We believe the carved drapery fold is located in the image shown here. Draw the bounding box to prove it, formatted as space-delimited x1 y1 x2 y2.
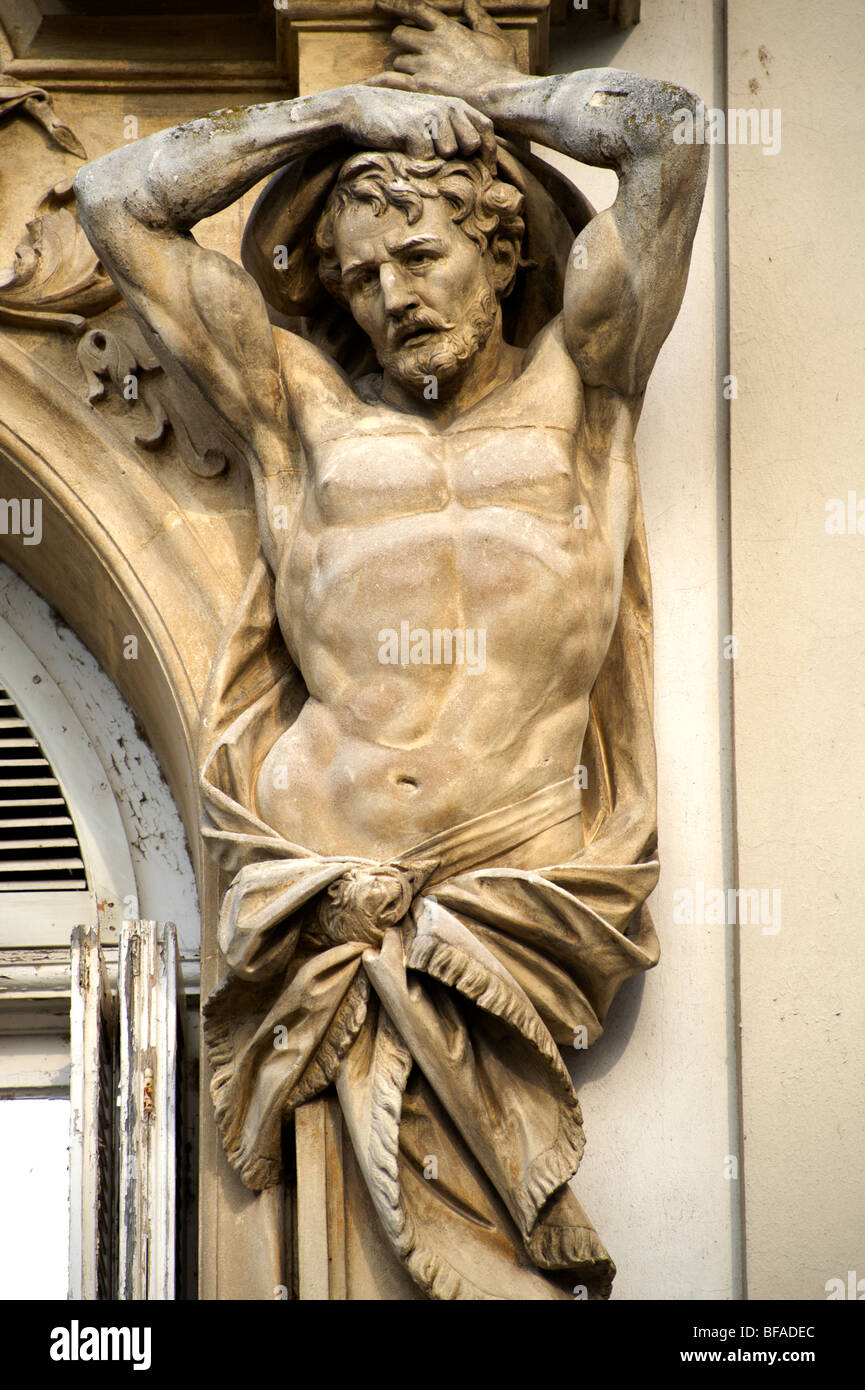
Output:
199 514 659 1298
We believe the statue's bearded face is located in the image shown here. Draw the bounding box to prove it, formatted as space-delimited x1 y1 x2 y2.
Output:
331 195 500 393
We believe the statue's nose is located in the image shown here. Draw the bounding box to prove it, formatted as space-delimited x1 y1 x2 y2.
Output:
380 263 419 316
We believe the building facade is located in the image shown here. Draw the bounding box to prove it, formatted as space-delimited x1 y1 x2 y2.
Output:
0 0 862 1301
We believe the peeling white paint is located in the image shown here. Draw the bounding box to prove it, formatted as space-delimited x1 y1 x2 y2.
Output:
0 563 199 964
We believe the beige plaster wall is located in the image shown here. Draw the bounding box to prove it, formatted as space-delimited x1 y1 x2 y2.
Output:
7 1 860 1303
727 0 865 1300
545 0 739 1299
0 4 741 1300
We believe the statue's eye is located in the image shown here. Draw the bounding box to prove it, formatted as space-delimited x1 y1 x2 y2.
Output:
348 268 376 293
406 252 434 270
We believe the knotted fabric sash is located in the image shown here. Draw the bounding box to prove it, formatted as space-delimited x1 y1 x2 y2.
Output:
200 546 660 1301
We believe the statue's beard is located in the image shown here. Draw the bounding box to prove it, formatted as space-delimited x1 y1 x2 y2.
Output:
376 286 499 393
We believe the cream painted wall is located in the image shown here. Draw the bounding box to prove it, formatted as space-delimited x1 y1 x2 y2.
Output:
546 2 739 1298
4 0 859 1304
728 0 865 1301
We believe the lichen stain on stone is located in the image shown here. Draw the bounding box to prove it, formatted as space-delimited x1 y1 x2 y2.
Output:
206 108 246 135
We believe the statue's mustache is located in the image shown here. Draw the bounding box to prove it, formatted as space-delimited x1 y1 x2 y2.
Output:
388 312 455 348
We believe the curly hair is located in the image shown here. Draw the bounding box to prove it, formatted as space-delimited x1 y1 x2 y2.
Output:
315 150 526 304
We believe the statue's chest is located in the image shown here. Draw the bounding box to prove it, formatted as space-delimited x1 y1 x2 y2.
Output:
310 424 577 527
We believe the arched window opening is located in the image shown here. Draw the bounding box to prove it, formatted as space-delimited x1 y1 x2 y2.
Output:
0 564 200 1300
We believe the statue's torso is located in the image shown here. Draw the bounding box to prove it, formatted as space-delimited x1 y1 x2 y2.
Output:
257 319 636 861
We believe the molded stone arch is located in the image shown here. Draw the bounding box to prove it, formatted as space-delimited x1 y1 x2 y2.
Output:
0 331 257 878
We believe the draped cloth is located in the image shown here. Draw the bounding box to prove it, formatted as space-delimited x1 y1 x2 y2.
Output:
201 136 660 1300
201 513 660 1299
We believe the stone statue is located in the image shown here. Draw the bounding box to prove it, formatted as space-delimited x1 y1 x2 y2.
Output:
75 0 707 1299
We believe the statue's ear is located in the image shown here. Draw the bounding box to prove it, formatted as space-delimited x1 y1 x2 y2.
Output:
489 234 519 298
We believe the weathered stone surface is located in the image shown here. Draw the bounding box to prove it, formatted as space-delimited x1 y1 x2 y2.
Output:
0 68 86 156
275 0 550 90
72 0 707 1298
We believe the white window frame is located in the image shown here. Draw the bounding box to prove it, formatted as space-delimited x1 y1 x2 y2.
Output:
1 571 199 1299
0 613 137 944
68 926 116 1300
66 920 186 1301
117 920 183 1301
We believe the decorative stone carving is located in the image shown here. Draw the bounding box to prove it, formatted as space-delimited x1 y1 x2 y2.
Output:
0 71 86 157
77 321 230 477
0 181 118 333
75 0 707 1299
275 0 551 91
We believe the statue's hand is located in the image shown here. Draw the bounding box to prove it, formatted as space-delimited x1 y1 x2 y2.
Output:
373 0 522 103
345 84 495 165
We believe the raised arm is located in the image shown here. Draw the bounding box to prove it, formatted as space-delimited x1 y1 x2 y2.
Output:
376 0 709 401
75 94 345 557
73 86 495 558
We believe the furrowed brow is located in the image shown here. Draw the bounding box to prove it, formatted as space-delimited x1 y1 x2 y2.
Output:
388 235 447 257
342 255 378 280
343 235 448 281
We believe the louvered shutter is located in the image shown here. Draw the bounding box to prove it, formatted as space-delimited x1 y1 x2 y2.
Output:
0 686 87 891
